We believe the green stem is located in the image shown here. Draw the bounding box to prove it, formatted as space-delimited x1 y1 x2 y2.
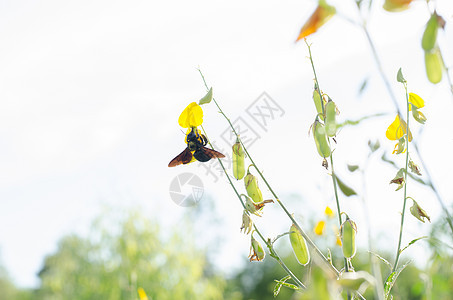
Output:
198 69 338 276
355 6 453 238
305 40 325 116
200 125 305 290
198 70 366 300
392 84 411 272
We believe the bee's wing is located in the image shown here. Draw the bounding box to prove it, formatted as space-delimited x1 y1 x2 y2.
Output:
193 147 225 162
168 148 193 167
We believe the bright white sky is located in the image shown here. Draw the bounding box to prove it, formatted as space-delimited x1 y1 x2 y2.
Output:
0 0 452 288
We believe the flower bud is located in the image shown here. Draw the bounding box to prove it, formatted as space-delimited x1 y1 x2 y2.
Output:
249 234 265 262
422 13 439 52
313 120 331 158
232 139 245 180
410 200 431 223
289 224 310 266
314 220 325 235
313 86 325 120
240 210 253 234
383 0 413 12
425 49 443 84
325 99 338 137
341 216 357 259
244 168 263 203
244 195 273 216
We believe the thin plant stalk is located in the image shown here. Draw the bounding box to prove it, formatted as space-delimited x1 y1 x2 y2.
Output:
200 125 306 290
354 4 453 237
198 70 366 300
392 84 411 272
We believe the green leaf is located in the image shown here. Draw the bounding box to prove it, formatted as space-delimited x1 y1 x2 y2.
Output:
368 251 392 271
347 164 359 172
400 236 428 254
397 68 406 83
199 87 213 105
273 276 299 297
358 78 368 95
338 113 386 128
384 261 411 299
335 175 357 197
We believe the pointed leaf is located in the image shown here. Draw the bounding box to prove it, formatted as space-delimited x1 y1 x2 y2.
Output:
198 87 213 105
368 251 392 271
335 175 357 197
400 236 428 254
347 164 359 172
384 261 411 299
397 68 405 83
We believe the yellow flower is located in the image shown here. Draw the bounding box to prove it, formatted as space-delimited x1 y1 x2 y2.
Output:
386 115 412 142
137 288 148 300
336 236 342 246
178 102 203 128
314 220 325 235
408 93 425 110
325 206 334 218
296 1 336 41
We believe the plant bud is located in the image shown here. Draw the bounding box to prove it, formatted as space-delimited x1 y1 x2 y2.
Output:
425 49 443 84
341 217 357 259
244 195 273 216
422 13 439 51
244 168 263 203
240 210 253 234
313 87 325 120
232 139 245 180
325 99 337 137
383 0 412 12
411 106 427 124
410 200 431 223
408 160 421 176
289 224 310 266
249 234 265 262
313 120 331 158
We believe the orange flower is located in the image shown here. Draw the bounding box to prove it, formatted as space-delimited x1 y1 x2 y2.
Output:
296 1 336 41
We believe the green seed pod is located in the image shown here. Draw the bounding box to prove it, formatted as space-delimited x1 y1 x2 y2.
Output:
244 168 263 203
313 121 331 158
421 13 439 51
289 224 310 266
325 99 337 137
425 49 443 84
232 139 245 180
341 217 357 259
313 87 324 121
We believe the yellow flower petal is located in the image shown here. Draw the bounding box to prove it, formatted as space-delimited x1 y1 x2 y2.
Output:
336 236 342 246
178 102 203 128
138 288 149 300
325 206 334 218
386 115 412 142
314 220 325 235
296 2 336 41
409 93 425 110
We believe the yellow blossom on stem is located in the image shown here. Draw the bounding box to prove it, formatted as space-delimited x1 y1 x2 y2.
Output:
408 93 425 110
178 102 203 128
386 114 412 142
325 206 334 218
314 220 326 235
137 288 148 300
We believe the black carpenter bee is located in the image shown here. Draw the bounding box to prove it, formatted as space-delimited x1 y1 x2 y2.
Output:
168 127 225 167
